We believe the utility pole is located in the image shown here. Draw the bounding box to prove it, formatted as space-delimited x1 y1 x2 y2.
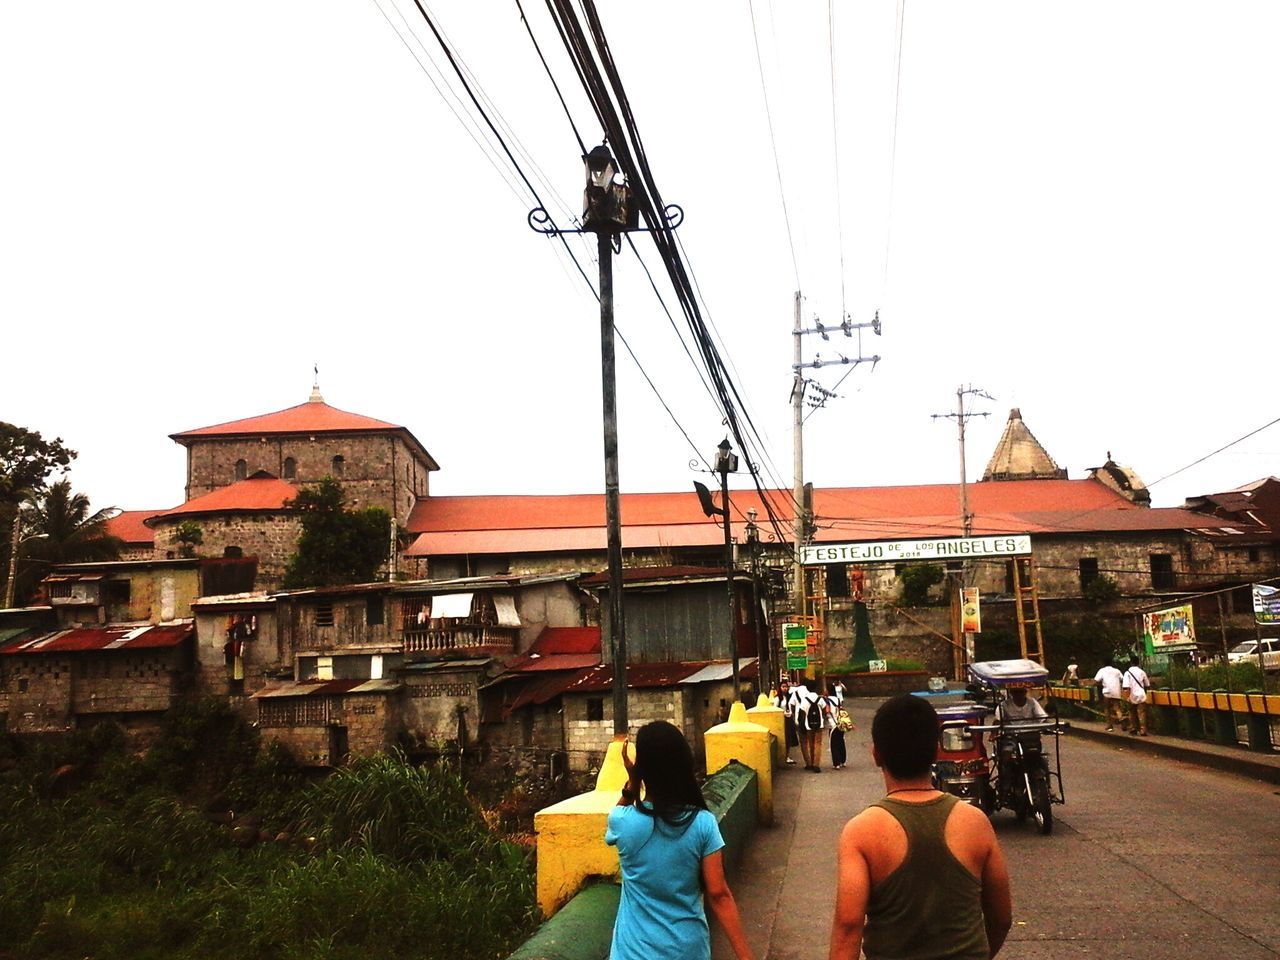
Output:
790 293 882 649
716 439 741 701
528 146 682 740
931 385 993 678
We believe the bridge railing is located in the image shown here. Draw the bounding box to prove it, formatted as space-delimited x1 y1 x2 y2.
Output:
1048 684 1279 752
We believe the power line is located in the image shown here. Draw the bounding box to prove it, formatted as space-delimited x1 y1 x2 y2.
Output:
514 0 586 156
746 0 801 290
1148 415 1280 488
881 0 907 292
827 0 848 320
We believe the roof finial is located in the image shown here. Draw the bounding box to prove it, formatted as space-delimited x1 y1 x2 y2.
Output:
309 364 324 403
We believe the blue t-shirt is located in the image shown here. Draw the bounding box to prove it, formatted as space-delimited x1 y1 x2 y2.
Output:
605 804 725 960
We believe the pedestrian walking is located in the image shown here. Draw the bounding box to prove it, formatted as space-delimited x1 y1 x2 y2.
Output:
772 680 799 765
1093 659 1126 731
829 694 1013 960
797 683 830 772
831 702 855 769
608 721 753 960
1123 655 1151 736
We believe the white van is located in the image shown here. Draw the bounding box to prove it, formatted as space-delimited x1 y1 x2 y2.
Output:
1227 638 1280 672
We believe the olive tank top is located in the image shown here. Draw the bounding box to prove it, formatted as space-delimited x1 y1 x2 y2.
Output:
861 794 988 960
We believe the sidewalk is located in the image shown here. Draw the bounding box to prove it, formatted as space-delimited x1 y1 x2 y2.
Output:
1055 710 1280 784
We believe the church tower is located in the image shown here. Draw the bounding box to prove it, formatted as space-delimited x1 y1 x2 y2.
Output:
982 409 1067 481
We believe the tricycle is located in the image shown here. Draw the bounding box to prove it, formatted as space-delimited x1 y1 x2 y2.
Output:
933 658 1069 835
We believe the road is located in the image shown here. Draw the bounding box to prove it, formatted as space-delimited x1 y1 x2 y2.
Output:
714 698 1280 959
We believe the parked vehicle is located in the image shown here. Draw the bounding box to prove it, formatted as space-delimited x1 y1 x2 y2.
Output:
1227 638 1280 672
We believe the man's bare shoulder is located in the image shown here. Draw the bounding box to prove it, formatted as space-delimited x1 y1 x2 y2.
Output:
839 804 899 848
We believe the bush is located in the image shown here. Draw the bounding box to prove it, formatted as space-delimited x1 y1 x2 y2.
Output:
898 564 945 606
1082 574 1120 604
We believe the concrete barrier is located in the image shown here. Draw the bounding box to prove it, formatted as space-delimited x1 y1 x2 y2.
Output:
704 702 773 825
746 693 786 767
513 760 760 960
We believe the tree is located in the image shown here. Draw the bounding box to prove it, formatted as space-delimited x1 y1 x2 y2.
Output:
282 477 391 589
1083 574 1121 605
174 520 204 558
13 481 123 604
898 564 945 606
1 423 77 591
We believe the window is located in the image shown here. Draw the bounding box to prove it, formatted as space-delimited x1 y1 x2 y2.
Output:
1078 558 1099 592
1004 560 1016 594
17 678 28 693
366 594 385 626
223 546 243 558
331 455 345 477
1150 554 1175 591
316 602 334 627
1232 585 1253 615
234 459 247 481
586 697 604 721
104 579 131 605
283 456 297 479
316 656 334 681
1248 546 1260 563
825 563 850 597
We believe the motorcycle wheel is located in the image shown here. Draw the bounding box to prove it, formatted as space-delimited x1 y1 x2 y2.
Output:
1030 770 1053 835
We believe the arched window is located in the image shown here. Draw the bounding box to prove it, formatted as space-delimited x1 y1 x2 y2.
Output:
283 456 297 479
234 459 247 481
331 455 345 477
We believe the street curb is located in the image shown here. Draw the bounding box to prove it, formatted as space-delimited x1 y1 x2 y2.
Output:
1067 725 1280 785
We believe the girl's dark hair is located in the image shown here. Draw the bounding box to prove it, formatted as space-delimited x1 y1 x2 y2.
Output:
633 720 707 828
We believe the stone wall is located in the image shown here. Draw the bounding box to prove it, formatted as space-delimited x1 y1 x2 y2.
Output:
258 690 401 766
1 647 186 735
152 514 301 590
182 434 430 521
562 687 702 773
193 606 283 699
403 666 487 747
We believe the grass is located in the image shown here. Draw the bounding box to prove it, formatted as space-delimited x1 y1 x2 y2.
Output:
0 703 538 960
1157 660 1280 693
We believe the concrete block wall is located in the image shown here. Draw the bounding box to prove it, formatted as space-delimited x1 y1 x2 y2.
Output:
152 515 301 589
563 687 699 772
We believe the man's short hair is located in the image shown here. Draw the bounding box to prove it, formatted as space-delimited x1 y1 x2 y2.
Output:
1129 655 1140 666
872 694 939 779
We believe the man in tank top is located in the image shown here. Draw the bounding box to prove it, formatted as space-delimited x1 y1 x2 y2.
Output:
829 695 1013 960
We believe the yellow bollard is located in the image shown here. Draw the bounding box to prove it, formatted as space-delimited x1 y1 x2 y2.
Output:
533 737 627 918
746 693 786 768
704 702 773 826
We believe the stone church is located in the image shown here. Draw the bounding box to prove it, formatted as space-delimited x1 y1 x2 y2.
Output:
142 385 438 587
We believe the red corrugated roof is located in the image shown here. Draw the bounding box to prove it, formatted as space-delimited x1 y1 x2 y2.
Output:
2 621 193 655
105 510 160 545
530 626 601 656
147 476 298 524
405 479 1238 556
171 400 402 439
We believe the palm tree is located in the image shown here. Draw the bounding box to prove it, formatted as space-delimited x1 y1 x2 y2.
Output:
13 481 123 604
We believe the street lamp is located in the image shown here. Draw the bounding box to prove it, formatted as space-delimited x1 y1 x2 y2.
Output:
529 146 683 739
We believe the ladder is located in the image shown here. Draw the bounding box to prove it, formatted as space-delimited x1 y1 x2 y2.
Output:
1012 556 1046 665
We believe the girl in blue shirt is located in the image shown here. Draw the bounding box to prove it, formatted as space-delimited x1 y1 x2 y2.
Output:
605 720 753 960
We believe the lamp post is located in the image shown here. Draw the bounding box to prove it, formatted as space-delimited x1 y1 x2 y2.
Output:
529 147 683 739
744 507 767 689
715 438 741 701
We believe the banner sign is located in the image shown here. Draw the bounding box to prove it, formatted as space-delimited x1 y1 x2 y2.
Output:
800 535 1032 566
962 588 981 634
1141 604 1197 653
1253 584 1280 625
786 654 809 670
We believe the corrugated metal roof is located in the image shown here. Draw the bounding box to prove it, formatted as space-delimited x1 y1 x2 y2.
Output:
252 678 401 698
400 658 493 672
679 658 758 685
507 653 601 673
104 510 161 545
2 621 193 655
148 476 298 524
529 626 601 656
191 593 276 610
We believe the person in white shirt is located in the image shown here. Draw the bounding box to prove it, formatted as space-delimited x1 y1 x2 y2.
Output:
1093 660 1125 731
995 687 1048 723
1122 656 1151 736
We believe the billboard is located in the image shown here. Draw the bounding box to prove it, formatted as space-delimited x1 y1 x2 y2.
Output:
1141 604 1197 654
800 535 1031 566
1253 584 1280 625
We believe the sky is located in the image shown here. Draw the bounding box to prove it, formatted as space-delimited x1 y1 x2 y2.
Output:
2 1 1278 517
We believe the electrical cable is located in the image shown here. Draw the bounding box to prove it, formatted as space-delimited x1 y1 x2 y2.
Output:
880 0 906 292
827 0 848 320
1148 415 1280 488
746 0 801 290
514 0 587 156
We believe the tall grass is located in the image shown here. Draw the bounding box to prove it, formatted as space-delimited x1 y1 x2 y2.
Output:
0 709 538 960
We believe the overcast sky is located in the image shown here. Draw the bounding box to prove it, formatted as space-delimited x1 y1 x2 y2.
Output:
3 1 1277 517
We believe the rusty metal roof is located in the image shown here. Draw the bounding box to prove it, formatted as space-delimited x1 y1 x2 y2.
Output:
2 621 194 655
251 679 401 698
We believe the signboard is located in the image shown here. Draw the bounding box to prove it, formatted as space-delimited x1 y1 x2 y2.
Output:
868 659 887 673
1253 584 1280 625
961 588 981 634
786 654 809 670
800 535 1032 566
1141 604 1197 653
783 623 809 650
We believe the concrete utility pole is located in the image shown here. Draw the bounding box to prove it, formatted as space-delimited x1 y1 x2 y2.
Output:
790 294 882 618
931 385 993 677
715 439 741 701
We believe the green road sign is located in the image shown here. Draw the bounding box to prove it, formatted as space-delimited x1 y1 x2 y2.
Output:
786 654 809 670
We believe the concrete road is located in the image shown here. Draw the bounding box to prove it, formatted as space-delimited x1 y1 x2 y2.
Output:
714 698 1280 959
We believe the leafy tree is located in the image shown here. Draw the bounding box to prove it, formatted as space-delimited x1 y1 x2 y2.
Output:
14 481 123 603
282 477 391 589
174 520 204 558
1082 574 1121 604
898 563 945 606
0 422 75 504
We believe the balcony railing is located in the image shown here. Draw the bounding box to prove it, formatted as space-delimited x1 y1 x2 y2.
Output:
402 624 518 654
